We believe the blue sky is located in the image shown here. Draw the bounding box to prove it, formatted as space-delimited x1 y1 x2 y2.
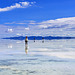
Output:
0 0 75 37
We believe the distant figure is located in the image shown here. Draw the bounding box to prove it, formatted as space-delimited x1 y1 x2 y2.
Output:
25 36 28 44
42 37 44 43
34 38 35 42
25 36 28 54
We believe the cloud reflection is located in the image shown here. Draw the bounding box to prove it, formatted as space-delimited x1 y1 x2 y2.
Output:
8 44 13 48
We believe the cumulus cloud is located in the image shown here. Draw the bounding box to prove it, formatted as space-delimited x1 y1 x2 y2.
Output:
38 17 75 30
0 17 75 38
25 27 30 30
28 17 75 36
8 28 13 32
0 1 36 12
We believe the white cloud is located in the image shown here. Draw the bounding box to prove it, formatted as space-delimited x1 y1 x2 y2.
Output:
5 20 36 25
5 22 15 24
8 28 13 32
25 27 30 30
38 17 75 29
5 22 26 24
16 23 26 24
0 1 36 12
28 17 75 36
19 2 30 6
29 20 36 25
16 33 22 36
0 17 75 38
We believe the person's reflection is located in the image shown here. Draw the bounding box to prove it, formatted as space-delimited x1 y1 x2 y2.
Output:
25 43 28 54
34 38 35 42
42 37 44 43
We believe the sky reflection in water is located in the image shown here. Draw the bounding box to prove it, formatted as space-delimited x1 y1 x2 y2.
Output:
0 39 75 75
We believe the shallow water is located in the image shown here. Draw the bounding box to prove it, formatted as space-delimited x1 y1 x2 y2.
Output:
0 39 75 75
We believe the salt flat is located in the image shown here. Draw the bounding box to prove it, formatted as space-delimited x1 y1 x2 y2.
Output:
0 39 75 75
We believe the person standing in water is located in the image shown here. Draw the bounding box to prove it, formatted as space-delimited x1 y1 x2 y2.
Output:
25 36 28 54
25 36 28 44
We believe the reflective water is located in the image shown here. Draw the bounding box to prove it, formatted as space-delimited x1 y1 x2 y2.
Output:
0 39 75 75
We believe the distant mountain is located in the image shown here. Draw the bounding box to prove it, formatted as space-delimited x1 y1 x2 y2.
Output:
2 36 75 40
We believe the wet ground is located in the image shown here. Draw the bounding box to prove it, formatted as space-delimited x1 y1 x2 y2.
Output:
0 39 75 75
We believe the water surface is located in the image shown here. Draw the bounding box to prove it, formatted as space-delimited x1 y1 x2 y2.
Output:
0 39 75 75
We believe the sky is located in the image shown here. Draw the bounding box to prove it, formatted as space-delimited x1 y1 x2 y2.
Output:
0 0 75 38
